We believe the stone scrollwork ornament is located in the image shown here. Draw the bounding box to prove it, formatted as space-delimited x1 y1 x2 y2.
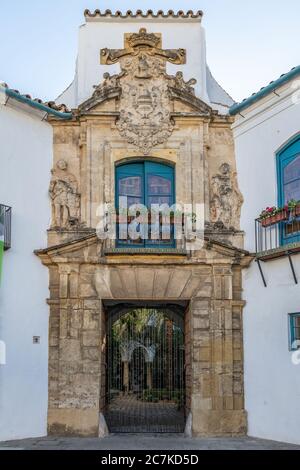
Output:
49 160 81 228
210 163 244 230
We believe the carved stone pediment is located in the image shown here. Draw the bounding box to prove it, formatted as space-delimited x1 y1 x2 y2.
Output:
169 87 212 114
79 73 123 113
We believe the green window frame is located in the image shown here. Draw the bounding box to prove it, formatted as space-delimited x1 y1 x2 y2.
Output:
115 160 175 248
289 313 300 351
277 135 300 245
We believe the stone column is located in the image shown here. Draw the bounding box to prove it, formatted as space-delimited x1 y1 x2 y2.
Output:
146 362 153 390
123 361 129 394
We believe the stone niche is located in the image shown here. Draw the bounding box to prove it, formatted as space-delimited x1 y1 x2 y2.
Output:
36 236 251 437
36 27 252 437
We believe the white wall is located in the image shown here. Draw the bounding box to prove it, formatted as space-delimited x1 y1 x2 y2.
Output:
0 102 52 441
233 82 300 253
59 17 209 108
233 81 300 444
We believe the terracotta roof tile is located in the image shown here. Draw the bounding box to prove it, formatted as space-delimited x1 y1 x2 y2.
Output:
84 9 203 19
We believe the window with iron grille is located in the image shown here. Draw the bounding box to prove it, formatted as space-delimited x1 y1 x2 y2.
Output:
289 313 300 351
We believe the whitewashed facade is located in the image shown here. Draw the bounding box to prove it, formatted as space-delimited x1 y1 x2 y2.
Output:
231 69 300 445
0 96 53 441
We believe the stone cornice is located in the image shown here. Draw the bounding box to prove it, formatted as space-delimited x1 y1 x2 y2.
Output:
34 233 252 267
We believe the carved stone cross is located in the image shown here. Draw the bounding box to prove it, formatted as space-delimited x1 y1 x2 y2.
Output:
100 28 186 66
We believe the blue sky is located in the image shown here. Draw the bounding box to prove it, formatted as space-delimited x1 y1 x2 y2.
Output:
0 0 299 103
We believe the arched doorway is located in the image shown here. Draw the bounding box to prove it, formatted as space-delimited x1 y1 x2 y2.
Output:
105 306 186 433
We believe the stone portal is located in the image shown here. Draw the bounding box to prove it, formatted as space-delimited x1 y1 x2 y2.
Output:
36 25 252 437
36 237 251 436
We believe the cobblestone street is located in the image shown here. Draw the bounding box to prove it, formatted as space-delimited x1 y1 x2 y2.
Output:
1 435 299 450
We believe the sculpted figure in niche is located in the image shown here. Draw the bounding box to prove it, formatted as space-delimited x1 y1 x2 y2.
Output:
231 170 244 227
210 163 243 230
49 160 80 228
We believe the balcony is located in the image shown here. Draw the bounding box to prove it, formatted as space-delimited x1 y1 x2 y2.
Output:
255 210 300 286
0 205 12 250
116 213 180 250
255 211 300 257
101 211 202 255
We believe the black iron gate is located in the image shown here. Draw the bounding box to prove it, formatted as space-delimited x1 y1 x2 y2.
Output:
105 307 185 433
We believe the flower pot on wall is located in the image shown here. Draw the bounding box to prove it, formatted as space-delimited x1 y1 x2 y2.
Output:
260 210 288 227
275 210 289 222
261 216 276 227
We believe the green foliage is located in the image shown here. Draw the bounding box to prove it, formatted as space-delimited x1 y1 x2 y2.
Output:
140 389 185 405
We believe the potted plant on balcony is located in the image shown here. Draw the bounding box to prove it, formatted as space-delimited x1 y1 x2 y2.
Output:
259 205 289 227
288 199 300 218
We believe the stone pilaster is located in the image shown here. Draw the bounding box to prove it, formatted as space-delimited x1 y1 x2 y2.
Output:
48 264 103 436
190 264 246 437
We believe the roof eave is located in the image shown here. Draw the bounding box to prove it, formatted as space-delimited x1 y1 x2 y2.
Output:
0 87 73 120
229 65 300 116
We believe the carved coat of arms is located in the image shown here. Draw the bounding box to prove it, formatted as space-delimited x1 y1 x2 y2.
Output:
116 54 175 154
98 28 197 155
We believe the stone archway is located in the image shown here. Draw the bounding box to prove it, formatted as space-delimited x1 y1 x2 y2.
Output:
103 304 186 433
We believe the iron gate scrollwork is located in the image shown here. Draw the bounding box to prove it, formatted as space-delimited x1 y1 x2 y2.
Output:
105 307 186 433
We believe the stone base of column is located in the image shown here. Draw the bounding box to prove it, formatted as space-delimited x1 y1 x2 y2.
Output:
48 408 99 436
191 409 247 437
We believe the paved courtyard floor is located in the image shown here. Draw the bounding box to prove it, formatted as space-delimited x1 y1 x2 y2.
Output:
106 395 185 433
1 434 299 450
